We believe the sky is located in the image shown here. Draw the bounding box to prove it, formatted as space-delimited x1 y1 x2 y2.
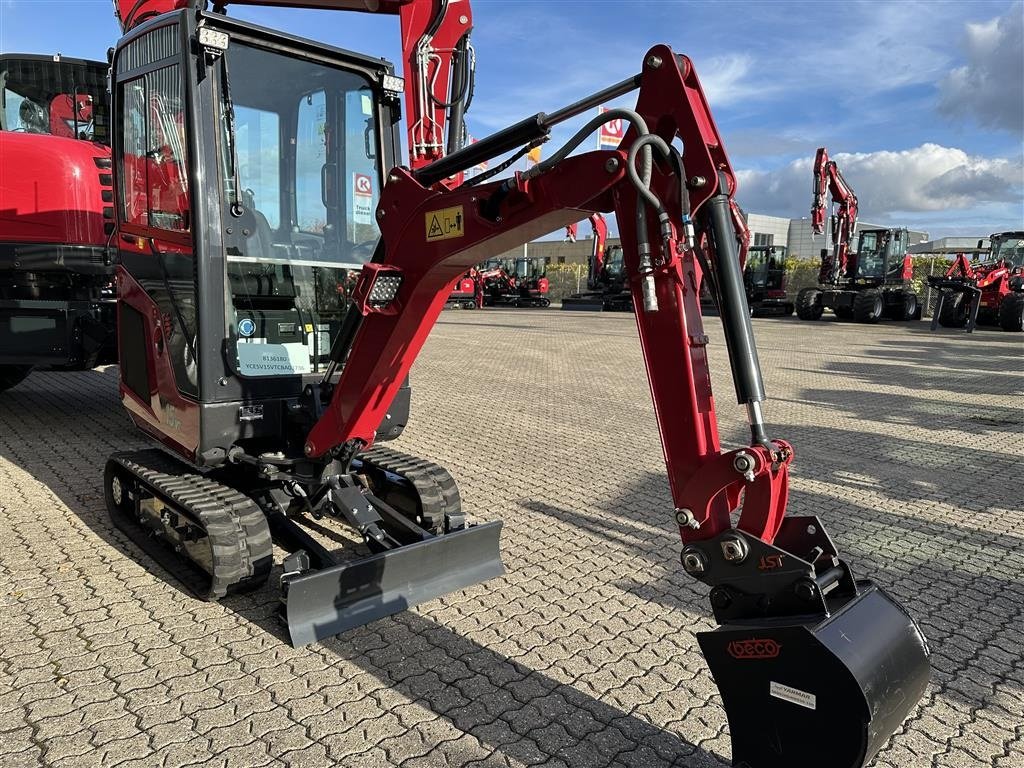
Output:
2 0 1022 239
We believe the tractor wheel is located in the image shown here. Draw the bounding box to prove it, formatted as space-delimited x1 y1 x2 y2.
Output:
998 293 1024 332
796 288 824 320
834 306 854 320
853 289 884 324
0 365 32 393
938 293 969 328
901 292 919 321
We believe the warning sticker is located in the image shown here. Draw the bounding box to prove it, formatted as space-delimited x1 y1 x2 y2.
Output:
425 205 465 242
769 681 816 710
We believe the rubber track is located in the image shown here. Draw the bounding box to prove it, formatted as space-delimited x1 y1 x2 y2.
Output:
108 449 273 599
356 446 462 533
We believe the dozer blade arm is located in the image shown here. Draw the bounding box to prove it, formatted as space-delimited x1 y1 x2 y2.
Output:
303 46 928 767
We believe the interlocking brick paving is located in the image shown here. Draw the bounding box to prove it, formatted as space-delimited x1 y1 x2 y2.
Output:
2 310 1021 767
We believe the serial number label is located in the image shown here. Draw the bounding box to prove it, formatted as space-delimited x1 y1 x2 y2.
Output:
769 681 816 710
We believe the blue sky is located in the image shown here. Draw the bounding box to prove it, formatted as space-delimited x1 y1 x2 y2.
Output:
2 0 1021 237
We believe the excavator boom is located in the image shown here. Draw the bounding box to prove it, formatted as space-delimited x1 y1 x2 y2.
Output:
811 146 858 285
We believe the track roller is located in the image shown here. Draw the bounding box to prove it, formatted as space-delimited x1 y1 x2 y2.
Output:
105 449 273 599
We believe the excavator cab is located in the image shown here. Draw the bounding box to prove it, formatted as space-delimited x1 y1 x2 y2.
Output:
107 8 503 646
854 227 909 282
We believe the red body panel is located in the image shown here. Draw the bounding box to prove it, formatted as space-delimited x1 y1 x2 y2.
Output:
116 259 201 460
0 132 110 247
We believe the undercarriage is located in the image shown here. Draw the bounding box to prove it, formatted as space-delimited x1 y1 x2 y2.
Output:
105 444 503 646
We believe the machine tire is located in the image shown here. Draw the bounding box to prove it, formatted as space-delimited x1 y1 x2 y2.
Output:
834 306 854 321
0 365 33 393
901 292 919 321
853 289 884 324
783 302 794 316
998 293 1024 332
938 293 969 328
796 288 824 320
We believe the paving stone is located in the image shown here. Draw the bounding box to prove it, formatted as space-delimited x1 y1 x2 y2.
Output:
2 312 1021 768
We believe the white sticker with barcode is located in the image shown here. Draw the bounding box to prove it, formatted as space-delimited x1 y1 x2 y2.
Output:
769 681 817 710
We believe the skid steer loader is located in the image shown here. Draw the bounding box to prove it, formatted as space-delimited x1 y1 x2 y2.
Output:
103 2 929 765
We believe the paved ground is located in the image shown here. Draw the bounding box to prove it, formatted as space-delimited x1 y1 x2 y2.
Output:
1 310 1022 768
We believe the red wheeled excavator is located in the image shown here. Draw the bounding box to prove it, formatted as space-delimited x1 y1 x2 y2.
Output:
928 231 1024 332
102 2 928 765
561 212 632 310
797 147 920 323
0 54 115 392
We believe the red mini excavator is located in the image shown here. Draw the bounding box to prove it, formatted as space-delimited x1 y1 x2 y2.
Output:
928 231 1024 332
0 53 115 392
797 147 920 323
478 254 550 307
102 2 929 765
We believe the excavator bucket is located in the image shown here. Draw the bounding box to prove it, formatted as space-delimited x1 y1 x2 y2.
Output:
282 521 504 647
698 582 930 768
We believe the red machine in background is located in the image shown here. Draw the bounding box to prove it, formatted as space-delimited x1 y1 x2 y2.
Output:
929 231 1024 332
445 267 482 308
797 147 919 324
479 254 550 307
561 212 632 310
0 54 115 392
94 3 929 766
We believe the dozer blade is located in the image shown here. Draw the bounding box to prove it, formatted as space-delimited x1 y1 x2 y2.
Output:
561 295 606 311
697 583 929 768
283 520 504 647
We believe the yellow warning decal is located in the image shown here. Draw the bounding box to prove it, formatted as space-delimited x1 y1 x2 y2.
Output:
425 205 465 242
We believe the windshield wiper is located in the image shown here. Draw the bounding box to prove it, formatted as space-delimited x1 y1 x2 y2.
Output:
218 56 244 217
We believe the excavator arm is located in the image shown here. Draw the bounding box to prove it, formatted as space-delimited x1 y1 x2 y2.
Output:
114 0 473 171
301 50 929 766
566 213 609 288
811 146 859 285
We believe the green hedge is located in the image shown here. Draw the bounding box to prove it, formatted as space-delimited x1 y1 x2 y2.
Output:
544 255 951 313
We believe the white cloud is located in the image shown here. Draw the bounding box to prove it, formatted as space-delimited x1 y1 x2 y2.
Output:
939 3 1024 134
736 143 1022 220
696 54 766 108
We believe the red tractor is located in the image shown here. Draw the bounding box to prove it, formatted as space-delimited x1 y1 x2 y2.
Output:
0 53 114 392
929 231 1024 332
796 147 920 323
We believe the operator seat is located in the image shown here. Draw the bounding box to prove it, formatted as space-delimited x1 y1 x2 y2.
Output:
19 99 49 134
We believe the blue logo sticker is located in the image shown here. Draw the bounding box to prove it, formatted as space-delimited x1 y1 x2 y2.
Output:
238 318 256 338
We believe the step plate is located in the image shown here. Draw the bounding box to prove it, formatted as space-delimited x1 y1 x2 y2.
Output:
284 520 504 647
